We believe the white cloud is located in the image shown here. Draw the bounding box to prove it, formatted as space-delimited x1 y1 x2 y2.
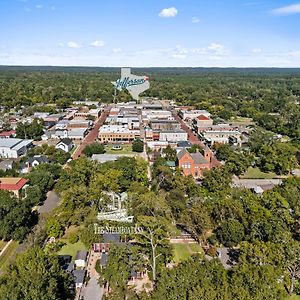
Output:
208 43 224 51
35 4 43 9
271 3 300 16
58 43 64 48
252 48 262 54
51 6 56 11
171 54 186 59
67 41 81 49
159 7 178 18
192 17 200 24
208 56 222 61
112 48 122 53
90 40 105 48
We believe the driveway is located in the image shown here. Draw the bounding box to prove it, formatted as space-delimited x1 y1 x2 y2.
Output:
38 191 60 214
81 276 103 300
80 251 104 300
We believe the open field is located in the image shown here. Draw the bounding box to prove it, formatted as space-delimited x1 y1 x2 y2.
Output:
240 167 282 179
58 240 87 260
0 241 19 272
104 144 134 154
230 116 254 126
172 243 203 264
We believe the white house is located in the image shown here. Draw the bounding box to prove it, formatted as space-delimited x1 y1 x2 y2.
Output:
20 155 49 174
55 138 74 152
0 138 33 158
74 250 88 268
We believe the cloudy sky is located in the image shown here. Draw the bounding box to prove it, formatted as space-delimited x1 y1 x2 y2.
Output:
1 0 300 67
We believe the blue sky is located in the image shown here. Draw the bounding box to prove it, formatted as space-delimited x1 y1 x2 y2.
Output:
1 0 300 67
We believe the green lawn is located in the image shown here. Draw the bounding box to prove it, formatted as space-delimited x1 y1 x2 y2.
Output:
105 143 134 154
172 243 203 264
241 167 279 179
230 116 254 126
70 145 78 155
286 295 300 300
188 243 203 253
58 240 87 260
0 241 19 272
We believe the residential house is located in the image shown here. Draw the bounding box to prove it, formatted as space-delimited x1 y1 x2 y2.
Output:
20 155 49 174
0 130 16 138
0 160 15 171
74 250 88 268
0 177 28 198
55 138 74 152
72 269 86 289
100 253 109 269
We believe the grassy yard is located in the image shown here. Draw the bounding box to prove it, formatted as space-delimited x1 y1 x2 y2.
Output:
240 167 280 179
105 143 134 154
70 145 78 155
58 240 87 260
286 295 300 300
230 116 254 126
172 243 203 264
0 241 19 272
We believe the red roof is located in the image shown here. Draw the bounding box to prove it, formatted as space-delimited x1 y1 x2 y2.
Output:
0 178 28 191
0 130 16 137
197 115 210 121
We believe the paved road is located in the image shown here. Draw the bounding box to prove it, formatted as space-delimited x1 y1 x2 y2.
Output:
81 276 104 300
72 109 110 160
80 251 104 300
38 191 60 214
172 110 205 147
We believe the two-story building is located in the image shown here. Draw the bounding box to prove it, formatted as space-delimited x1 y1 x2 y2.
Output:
177 147 213 178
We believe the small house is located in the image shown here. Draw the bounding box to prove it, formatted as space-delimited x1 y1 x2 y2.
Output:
20 155 49 174
74 250 88 268
55 138 74 153
72 269 86 289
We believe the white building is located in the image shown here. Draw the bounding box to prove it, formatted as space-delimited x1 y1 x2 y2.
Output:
201 130 241 145
0 138 33 158
180 110 211 121
159 130 188 142
98 125 140 142
55 138 74 152
74 250 88 268
142 110 172 122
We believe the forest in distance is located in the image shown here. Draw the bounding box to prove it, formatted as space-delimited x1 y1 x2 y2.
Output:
0 66 300 141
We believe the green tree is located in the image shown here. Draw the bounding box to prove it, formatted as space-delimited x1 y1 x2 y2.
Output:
83 142 105 157
216 218 245 247
0 247 74 300
46 218 64 238
132 139 144 153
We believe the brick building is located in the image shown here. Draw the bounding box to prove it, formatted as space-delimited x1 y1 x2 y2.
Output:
177 147 213 178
